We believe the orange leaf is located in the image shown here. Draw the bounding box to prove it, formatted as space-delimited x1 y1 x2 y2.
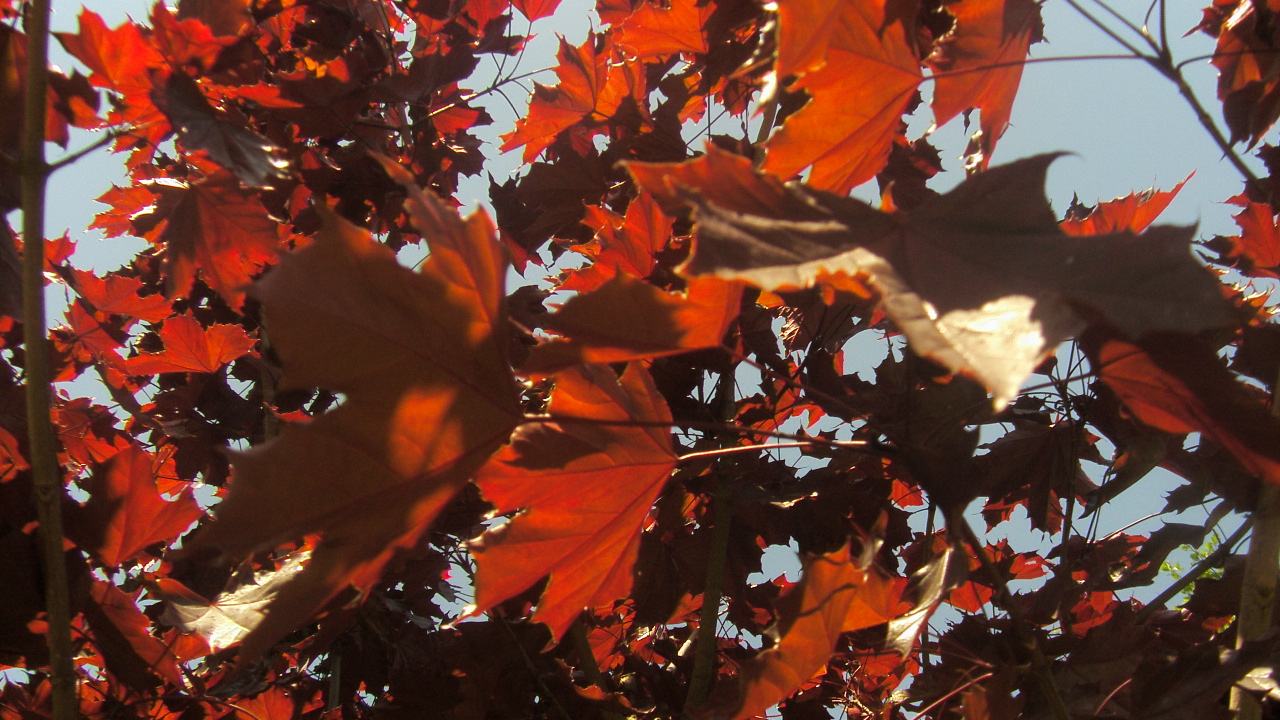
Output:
125 313 256 375
701 542 899 720
764 0 922 192
514 0 563 20
1082 329 1280 486
84 581 185 690
187 196 521 664
524 274 743 374
627 144 794 217
470 363 677 639
927 0 1043 167
1060 175 1192 236
156 171 286 309
71 270 171 323
559 192 673 292
500 35 644 163
1224 200 1280 278
55 10 162 97
70 444 204 568
616 0 712 59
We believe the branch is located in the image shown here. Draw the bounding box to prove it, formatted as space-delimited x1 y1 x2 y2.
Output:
953 516 1069 720
20 0 78 717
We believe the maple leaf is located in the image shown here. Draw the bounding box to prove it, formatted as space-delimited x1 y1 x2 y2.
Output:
1198 0 1280 145
68 444 204 568
700 541 899 720
153 171 286 308
71 270 172 324
54 10 162 98
124 313 256 376
1080 329 1280 487
154 552 309 653
926 0 1043 167
468 363 678 640
632 149 1237 408
1060 175 1192 236
0 426 26 482
154 73 292 189
186 197 521 663
558 192 673 292
524 274 744 375
500 35 644 163
616 0 712 59
513 0 563 21
1221 199 1280 278
764 0 922 193
83 580 185 691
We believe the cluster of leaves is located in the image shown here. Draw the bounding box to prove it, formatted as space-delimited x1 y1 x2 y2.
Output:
4 0 1280 718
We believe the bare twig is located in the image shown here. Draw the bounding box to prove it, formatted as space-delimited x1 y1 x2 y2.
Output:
954 517 1069 720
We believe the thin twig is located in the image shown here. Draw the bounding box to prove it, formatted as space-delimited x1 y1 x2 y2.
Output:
953 517 1069 720
21 0 78 717
913 671 994 718
676 439 868 464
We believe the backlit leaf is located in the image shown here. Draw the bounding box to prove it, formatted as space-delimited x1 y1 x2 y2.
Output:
927 0 1043 167
187 199 521 663
124 313 256 376
639 151 1236 408
70 444 204 568
700 541 899 720
764 0 922 192
469 363 678 640
524 274 744 374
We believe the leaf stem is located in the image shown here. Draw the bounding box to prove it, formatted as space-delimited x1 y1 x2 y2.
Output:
684 474 734 715
568 616 603 688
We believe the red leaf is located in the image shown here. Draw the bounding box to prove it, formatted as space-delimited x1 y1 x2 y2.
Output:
1082 330 1280 487
0 425 27 483
470 363 677 639
513 0 563 21
616 0 712 59
70 444 204 568
1224 200 1280 278
72 270 171 323
524 274 744 374
559 192 673 292
700 542 900 720
125 313 256 375
1060 175 1192 236
55 10 161 97
84 580 185 690
500 36 644 163
927 0 1043 167
764 0 922 192
156 172 286 308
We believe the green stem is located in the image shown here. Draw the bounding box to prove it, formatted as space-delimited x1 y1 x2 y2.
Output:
568 616 603 688
21 1 78 718
684 477 734 715
1135 518 1250 624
